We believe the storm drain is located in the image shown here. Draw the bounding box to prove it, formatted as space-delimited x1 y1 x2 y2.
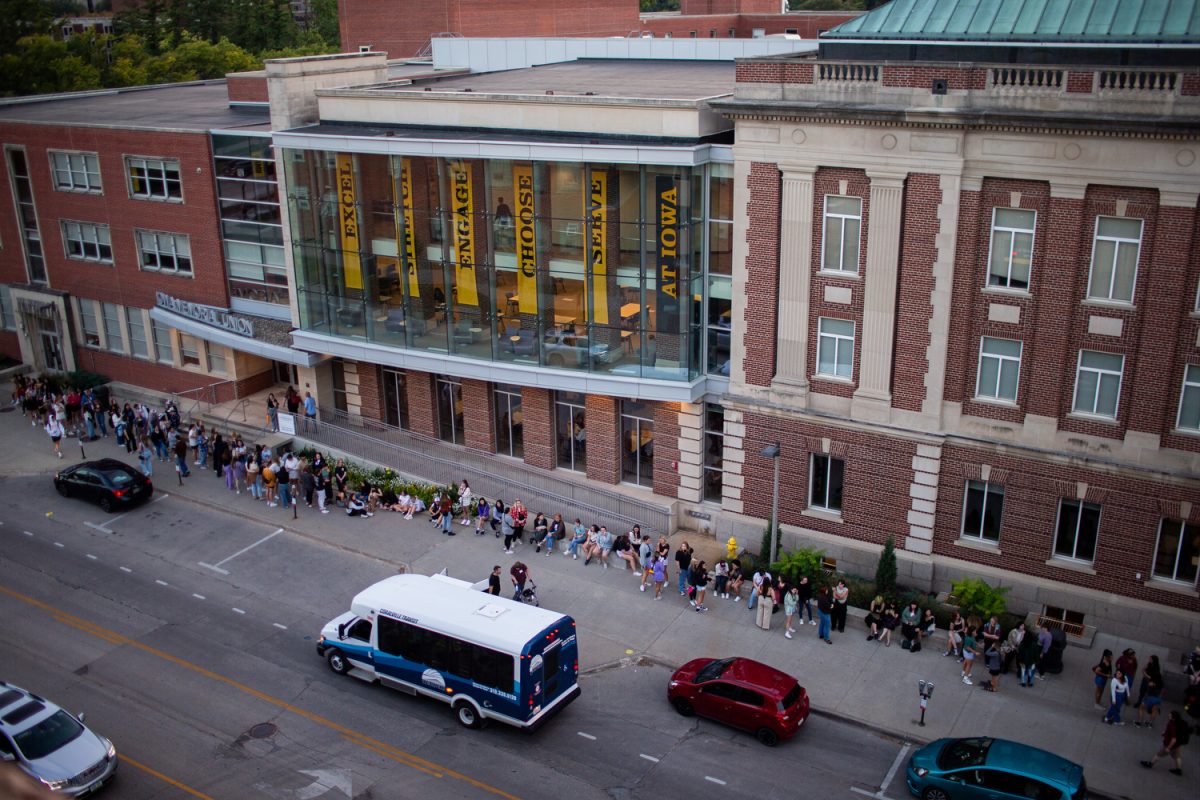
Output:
248 722 278 739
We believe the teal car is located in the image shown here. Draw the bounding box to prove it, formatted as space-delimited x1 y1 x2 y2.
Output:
906 737 1086 800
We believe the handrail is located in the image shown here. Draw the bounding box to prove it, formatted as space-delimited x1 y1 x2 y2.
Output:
1036 614 1086 638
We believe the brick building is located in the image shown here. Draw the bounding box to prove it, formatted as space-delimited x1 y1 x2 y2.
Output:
713 1 1200 651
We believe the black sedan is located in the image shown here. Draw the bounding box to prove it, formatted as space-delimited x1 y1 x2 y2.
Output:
54 458 153 512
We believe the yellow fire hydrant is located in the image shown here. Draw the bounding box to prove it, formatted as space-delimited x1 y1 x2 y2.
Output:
726 536 738 560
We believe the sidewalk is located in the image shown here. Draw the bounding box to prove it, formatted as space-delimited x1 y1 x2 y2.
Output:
1 395 1194 799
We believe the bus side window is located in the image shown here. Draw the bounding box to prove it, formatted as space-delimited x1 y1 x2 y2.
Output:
348 619 372 642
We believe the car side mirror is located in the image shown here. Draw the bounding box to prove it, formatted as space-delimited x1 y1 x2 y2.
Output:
337 623 347 640
77 712 86 723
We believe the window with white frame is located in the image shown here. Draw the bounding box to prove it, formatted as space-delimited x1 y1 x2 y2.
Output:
1087 216 1142 303
101 302 123 353
809 453 844 512
961 479 1003 543
78 300 100 347
1153 518 1199 585
987 207 1035 290
125 309 148 359
136 230 192 275
1072 350 1124 418
61 221 112 263
205 342 226 374
816 317 855 379
178 333 201 367
50 151 102 193
702 403 725 504
151 318 173 364
821 195 862 273
1053 499 1100 563
126 156 182 201
976 336 1022 402
1178 364 1200 432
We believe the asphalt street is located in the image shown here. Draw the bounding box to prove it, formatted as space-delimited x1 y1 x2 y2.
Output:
2 472 912 800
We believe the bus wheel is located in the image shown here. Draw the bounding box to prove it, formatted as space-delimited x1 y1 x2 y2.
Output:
454 701 483 729
326 649 351 675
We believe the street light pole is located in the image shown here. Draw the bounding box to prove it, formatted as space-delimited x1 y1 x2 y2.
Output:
762 443 781 564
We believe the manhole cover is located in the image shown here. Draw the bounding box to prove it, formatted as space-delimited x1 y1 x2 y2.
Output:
248 723 277 739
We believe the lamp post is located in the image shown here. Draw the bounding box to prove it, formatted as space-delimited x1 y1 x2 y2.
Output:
917 679 935 726
761 442 781 564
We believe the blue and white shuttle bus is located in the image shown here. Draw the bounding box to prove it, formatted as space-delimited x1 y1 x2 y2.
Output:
316 573 580 730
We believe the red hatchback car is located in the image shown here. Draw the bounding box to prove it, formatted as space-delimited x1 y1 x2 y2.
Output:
668 657 810 746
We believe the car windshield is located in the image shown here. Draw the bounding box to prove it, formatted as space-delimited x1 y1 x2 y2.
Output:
937 738 993 770
102 468 135 487
694 658 734 683
13 710 85 760
779 684 802 711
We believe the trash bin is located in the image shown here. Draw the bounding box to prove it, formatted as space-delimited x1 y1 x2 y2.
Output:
1040 627 1067 675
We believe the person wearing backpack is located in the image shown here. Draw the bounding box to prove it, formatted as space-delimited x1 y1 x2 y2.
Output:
1140 709 1189 776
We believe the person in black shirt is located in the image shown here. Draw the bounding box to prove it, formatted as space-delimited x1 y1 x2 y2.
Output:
486 565 502 596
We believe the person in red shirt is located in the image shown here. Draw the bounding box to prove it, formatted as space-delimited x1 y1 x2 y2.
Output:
1140 709 1189 775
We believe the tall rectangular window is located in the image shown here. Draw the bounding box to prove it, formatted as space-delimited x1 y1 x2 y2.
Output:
1073 350 1124 418
987 207 1035 290
206 342 226 374
1053 499 1100 563
621 399 654 488
821 195 862 273
50 151 102 193
61 221 112 263
382 368 409 430
809 453 844 512
1087 216 1141 303
706 164 733 376
1177 364 1200 432
556 391 586 472
976 336 1022 402
436 376 464 445
78 300 100 347
494 383 524 459
151 319 173 364
126 156 182 201
961 480 1003 543
816 317 855 379
125 309 148 359
1153 519 1199 585
136 230 192 275
702 403 724 504
101 302 123 353
179 333 201 367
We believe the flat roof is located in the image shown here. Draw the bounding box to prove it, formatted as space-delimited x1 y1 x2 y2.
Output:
376 59 735 102
0 81 270 132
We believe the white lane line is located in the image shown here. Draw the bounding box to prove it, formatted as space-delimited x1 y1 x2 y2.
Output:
155 579 169 587
151 493 169 503
639 754 659 763
273 623 288 630
84 522 110 533
86 554 98 560
22 530 34 536
192 594 206 600
105 510 133 526
704 777 726 786
54 542 64 548
232 608 246 615
119 566 132 573
576 732 596 740
880 744 910 793
199 527 284 574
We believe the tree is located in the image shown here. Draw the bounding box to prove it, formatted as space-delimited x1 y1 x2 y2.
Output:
307 0 338 48
0 35 102 97
0 0 56 52
874 536 898 599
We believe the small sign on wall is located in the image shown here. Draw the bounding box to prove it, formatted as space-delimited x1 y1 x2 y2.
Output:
278 413 296 435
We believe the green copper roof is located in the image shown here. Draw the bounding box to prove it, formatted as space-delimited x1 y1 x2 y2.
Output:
824 0 1200 42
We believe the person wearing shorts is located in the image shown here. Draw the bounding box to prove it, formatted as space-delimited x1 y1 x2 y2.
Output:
45 415 64 458
651 555 667 600
961 627 978 685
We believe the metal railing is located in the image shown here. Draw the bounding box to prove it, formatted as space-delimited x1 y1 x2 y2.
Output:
295 409 673 536
1036 614 1086 638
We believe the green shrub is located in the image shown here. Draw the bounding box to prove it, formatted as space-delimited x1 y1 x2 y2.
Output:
950 577 1010 620
846 577 877 609
771 545 827 588
760 525 775 562
874 536 898 599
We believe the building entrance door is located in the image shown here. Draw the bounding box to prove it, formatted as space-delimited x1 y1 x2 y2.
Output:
36 315 64 372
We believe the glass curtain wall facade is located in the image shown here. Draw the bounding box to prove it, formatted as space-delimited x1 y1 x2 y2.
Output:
285 151 720 380
213 135 288 308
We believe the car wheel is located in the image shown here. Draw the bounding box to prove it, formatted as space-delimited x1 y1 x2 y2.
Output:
755 727 780 747
671 697 694 717
98 495 113 513
455 701 483 729
56 481 70 498
326 649 351 675
922 788 950 800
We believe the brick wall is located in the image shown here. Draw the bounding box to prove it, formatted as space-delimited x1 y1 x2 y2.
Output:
461 378 496 453
652 401 681 498
0 330 18 361
936 444 1200 614
226 73 268 104
406 370 438 438
1163 206 1200 454
585 394 621 484
891 173 939 412
741 162 780 386
881 65 987 91
521 387 556 471
356 362 386 421
74 348 228 397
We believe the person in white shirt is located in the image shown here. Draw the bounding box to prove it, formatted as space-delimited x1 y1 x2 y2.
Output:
45 415 65 458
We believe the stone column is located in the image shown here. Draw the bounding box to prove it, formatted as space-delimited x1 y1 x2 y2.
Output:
771 165 816 405
584 394 622 485
461 378 496 453
851 171 905 421
521 387 556 471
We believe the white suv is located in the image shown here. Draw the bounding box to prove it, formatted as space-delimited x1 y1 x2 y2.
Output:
0 681 117 796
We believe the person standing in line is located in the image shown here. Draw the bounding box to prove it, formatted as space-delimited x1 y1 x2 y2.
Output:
797 574 815 624
831 579 850 634
638 535 655 591
746 569 763 610
961 625 979 685
944 611 965 657
486 565 502 596
689 560 709 613
783 583 800 639
1140 710 1189 775
262 458 279 506
172 432 190 477
266 392 279 432
137 436 154 477
457 480 473 526
982 644 1003 693
439 493 455 535
211 433 226 478
1093 649 1114 709
1116 649 1139 694
501 507 517 554
674 541 692 596
815 586 833 643
1134 657 1164 729
755 577 774 631
1017 623 1041 687
1103 668 1131 725
246 454 261 500
1035 623 1053 678
981 615 1003 653
299 462 316 507
44 414 65 458
315 463 330 513
651 554 667 600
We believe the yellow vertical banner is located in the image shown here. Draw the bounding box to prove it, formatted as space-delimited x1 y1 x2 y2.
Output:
398 158 419 298
450 160 479 306
513 164 538 315
336 153 363 290
588 169 608 325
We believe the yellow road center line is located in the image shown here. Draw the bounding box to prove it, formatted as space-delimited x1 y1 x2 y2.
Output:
121 754 216 800
341 734 445 778
2 584 521 800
